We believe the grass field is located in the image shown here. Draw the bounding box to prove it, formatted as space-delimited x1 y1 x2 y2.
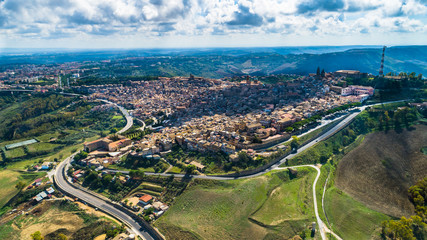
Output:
0 170 46 209
27 142 62 153
156 168 316 240
166 166 182 174
324 187 391 240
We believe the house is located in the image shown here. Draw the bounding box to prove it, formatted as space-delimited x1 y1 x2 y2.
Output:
189 161 205 171
139 194 153 205
41 162 51 170
46 187 55 194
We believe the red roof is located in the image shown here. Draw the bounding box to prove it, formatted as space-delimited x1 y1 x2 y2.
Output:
139 195 153 203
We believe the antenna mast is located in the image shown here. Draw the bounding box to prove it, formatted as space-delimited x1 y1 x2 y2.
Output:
379 46 386 77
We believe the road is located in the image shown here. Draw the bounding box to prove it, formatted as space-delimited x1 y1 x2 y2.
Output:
98 99 134 134
54 99 407 240
54 155 157 240
52 98 157 240
276 165 327 239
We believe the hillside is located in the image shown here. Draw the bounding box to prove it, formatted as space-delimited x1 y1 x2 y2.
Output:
335 124 427 218
1 46 427 78
156 168 317 240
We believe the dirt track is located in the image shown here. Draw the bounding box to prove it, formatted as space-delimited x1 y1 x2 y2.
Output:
336 124 427 217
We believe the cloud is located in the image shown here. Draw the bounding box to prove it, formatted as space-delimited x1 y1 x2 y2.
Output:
297 0 345 14
0 0 425 43
226 4 263 27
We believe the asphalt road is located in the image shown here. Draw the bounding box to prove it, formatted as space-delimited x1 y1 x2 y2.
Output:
54 99 407 240
109 106 367 181
54 155 157 240
98 99 133 134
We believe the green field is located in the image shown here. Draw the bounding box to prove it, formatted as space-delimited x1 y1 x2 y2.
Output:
324 187 391 240
156 168 316 240
166 166 182 174
0 170 46 209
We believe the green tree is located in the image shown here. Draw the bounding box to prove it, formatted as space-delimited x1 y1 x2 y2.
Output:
15 181 26 191
285 126 294 133
290 136 300 150
316 67 320 76
57 233 67 240
185 164 196 174
31 231 44 240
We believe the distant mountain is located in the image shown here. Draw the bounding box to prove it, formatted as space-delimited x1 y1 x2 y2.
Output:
1 46 426 77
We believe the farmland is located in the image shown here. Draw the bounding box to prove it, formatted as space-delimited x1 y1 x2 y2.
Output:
324 187 391 240
0 170 46 210
155 168 316 240
335 124 427 217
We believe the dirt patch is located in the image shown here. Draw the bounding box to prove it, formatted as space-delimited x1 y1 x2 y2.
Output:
20 204 84 240
335 125 427 217
94 233 107 240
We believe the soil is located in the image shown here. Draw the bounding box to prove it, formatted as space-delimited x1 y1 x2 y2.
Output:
335 124 427 217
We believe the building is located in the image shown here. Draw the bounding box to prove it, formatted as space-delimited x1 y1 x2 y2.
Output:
341 85 374 96
84 137 131 152
189 161 205 171
139 194 153 205
334 70 367 79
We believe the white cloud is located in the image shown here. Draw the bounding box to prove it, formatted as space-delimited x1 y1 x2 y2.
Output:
0 0 425 47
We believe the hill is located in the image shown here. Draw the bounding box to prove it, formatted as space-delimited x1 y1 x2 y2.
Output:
1 46 427 78
335 124 427 218
155 168 317 240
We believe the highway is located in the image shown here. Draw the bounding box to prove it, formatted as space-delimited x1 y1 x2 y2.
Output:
54 156 157 240
53 99 157 240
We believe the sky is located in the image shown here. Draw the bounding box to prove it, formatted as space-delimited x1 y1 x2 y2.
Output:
0 0 426 49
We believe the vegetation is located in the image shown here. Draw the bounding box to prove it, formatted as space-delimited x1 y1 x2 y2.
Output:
156 168 317 240
325 187 391 240
0 171 46 212
0 94 125 167
381 177 427 240
0 200 120 240
287 102 421 166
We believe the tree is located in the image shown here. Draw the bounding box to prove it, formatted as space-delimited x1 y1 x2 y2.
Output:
252 136 262 143
321 69 325 78
31 231 44 240
102 174 113 186
57 233 67 240
290 136 300 150
316 67 320 76
185 164 196 174
129 169 145 179
285 126 294 133
15 181 26 191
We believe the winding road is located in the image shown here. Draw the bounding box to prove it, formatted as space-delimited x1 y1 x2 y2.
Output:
53 98 407 240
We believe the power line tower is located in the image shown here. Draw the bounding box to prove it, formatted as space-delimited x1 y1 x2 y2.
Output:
379 46 386 77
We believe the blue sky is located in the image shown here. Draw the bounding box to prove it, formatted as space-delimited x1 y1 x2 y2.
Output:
0 0 426 48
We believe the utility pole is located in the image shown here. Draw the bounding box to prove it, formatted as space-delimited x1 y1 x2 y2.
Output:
379 46 386 77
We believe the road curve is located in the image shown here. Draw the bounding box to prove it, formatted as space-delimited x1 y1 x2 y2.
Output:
54 155 158 240
98 99 133 134
55 99 407 240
